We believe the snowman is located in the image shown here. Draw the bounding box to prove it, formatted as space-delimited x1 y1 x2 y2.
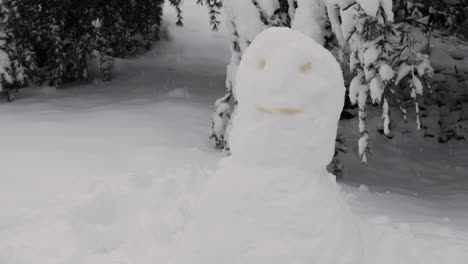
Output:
178 27 363 264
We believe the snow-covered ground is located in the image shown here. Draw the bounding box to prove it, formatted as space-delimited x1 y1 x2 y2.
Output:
0 2 467 264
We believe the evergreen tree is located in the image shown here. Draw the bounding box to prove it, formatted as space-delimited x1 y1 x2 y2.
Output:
0 33 15 101
345 1 434 164
394 0 468 143
0 0 164 100
0 0 34 101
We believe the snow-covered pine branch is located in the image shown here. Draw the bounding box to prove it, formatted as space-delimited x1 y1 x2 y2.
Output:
209 0 434 166
343 1 434 164
196 0 223 31
343 1 398 164
169 0 185 26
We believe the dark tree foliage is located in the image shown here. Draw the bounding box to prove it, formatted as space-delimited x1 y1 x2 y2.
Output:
168 0 223 30
0 0 164 99
196 0 223 31
168 0 185 26
393 0 468 39
392 0 468 143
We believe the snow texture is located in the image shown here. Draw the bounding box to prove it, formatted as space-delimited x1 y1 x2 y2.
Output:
379 63 394 81
382 98 391 136
340 3 360 41
223 0 266 55
255 0 280 17
349 72 368 106
0 49 12 92
370 74 384 104
292 0 327 45
355 0 392 18
0 3 468 264
178 27 363 264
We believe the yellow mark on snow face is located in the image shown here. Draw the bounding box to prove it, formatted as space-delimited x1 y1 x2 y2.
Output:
256 106 274 114
299 62 312 73
256 106 304 116
277 107 304 115
258 59 267 70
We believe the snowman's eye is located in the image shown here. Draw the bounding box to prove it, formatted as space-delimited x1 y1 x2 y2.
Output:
258 59 267 70
299 62 312 74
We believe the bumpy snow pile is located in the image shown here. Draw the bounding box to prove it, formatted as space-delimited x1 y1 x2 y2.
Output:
177 27 363 264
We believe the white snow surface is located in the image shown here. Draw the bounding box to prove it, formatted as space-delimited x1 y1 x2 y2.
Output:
0 3 468 264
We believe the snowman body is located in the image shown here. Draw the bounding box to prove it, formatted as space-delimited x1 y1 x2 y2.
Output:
178 27 363 264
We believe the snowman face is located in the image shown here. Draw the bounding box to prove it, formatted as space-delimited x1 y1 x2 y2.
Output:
253 57 313 116
230 28 345 166
235 28 345 120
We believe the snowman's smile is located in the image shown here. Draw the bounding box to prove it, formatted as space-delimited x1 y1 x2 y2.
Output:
256 105 304 116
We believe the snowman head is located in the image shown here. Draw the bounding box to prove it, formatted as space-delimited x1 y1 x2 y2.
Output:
235 27 345 121
231 28 346 167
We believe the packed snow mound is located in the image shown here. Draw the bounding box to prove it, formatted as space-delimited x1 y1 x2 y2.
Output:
177 161 363 264
231 27 346 167
177 27 363 264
